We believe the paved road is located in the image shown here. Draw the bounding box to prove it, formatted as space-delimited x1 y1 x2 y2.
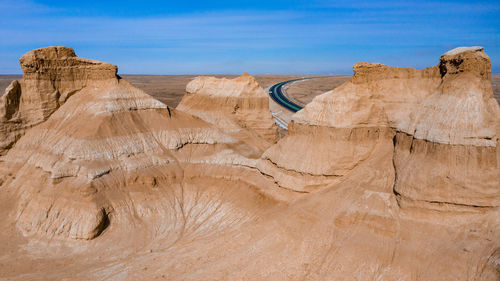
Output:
268 76 338 130
268 76 334 113
268 78 306 113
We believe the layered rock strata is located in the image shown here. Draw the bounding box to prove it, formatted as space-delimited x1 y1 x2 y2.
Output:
0 47 270 240
394 46 500 210
177 73 279 151
259 46 499 205
257 57 441 193
257 90 393 192
248 46 500 279
0 46 117 154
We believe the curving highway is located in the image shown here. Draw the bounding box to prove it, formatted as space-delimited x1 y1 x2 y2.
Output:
268 78 305 113
268 76 338 130
269 76 335 113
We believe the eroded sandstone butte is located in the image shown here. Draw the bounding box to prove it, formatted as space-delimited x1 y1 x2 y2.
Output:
259 46 499 202
0 47 279 241
0 46 499 280
0 46 118 154
177 73 279 151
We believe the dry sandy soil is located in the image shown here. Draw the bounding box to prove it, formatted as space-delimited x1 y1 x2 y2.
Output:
1 74 499 106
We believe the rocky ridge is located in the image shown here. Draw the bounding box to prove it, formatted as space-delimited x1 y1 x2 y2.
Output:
394 47 499 209
0 46 498 280
177 73 279 151
259 47 499 208
0 46 117 154
0 47 274 240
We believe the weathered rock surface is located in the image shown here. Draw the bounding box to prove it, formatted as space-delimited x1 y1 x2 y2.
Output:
251 46 499 279
394 46 500 210
345 61 441 128
0 47 270 240
177 73 279 151
0 46 118 154
259 47 499 203
257 55 441 192
257 91 393 192
0 46 499 280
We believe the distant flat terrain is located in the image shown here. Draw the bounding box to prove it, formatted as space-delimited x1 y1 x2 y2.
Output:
1 74 499 106
492 74 500 103
122 74 307 107
285 76 351 105
0 75 21 94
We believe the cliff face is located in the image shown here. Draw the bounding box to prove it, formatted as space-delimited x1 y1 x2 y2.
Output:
0 46 117 154
256 53 444 192
177 73 279 151
259 47 499 205
347 61 441 128
394 46 500 210
257 90 394 192
249 46 499 279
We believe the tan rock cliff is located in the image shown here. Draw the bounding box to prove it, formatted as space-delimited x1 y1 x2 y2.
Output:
0 46 117 154
177 73 279 151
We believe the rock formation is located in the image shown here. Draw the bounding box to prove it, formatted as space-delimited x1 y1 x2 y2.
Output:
0 46 117 154
394 46 500 210
0 46 499 280
257 57 441 192
257 88 393 192
252 46 499 279
0 47 270 240
259 46 499 198
177 73 279 151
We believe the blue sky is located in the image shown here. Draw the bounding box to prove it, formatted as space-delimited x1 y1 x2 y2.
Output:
0 0 499 74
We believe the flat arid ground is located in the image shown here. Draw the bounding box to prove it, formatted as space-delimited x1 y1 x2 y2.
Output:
122 74 306 107
283 75 352 105
1 74 500 106
493 73 500 103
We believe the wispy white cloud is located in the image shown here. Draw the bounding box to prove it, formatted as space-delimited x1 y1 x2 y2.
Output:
0 0 499 74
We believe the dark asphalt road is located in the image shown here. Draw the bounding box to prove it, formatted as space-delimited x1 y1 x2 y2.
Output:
268 76 336 112
268 78 304 113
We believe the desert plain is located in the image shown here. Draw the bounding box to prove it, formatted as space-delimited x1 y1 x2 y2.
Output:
2 74 499 107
